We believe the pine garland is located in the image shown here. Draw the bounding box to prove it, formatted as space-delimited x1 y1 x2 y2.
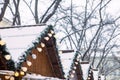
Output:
0 38 15 70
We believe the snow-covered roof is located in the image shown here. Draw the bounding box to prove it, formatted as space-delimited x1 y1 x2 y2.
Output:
92 69 99 80
0 24 48 62
59 52 75 78
81 61 90 80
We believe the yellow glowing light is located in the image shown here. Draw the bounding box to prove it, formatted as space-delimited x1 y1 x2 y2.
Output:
0 40 5 46
4 55 11 60
44 37 49 41
5 76 10 79
10 76 14 80
20 71 25 76
48 33 52 37
14 71 19 77
41 42 45 47
37 47 42 52
27 61 32 66
21 67 27 72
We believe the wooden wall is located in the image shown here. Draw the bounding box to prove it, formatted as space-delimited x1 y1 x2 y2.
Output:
22 47 55 77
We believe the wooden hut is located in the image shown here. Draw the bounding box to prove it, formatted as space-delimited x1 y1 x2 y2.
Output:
0 24 65 80
0 39 15 80
21 26 64 79
67 53 83 80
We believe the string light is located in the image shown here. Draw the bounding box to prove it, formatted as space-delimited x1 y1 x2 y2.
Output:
20 71 25 76
48 33 52 37
37 47 42 52
75 62 78 65
14 71 19 77
70 74 74 78
73 66 77 70
5 75 10 79
72 70 75 73
4 55 11 60
44 37 49 41
10 76 14 80
21 67 27 72
27 61 32 66
50 30 54 34
0 40 5 46
41 42 45 47
32 54 37 59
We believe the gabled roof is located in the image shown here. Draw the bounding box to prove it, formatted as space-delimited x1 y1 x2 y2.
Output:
0 24 48 62
0 24 64 79
64 52 83 80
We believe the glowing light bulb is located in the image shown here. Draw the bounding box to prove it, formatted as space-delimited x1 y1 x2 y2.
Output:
4 55 11 60
44 37 49 41
73 66 77 70
5 76 10 79
20 71 25 76
27 61 32 66
32 54 37 59
50 30 54 34
72 70 75 73
0 40 5 46
75 62 78 65
10 76 14 80
70 74 74 78
48 33 52 37
21 67 27 72
41 42 45 47
14 71 19 77
37 47 42 52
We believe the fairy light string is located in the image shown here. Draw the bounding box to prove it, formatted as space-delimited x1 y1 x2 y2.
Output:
0 25 60 79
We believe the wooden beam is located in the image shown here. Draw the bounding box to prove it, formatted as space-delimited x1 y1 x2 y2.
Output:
0 23 46 29
59 50 74 53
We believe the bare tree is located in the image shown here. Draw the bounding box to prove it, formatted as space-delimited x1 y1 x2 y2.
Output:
0 0 9 21
51 0 120 78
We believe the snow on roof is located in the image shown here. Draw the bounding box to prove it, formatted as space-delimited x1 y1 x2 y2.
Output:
23 73 64 80
81 61 90 80
100 75 105 80
59 52 75 78
0 25 47 62
92 69 99 80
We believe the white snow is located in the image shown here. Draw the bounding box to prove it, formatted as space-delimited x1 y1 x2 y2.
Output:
81 62 90 80
0 25 47 62
100 75 105 80
59 52 75 78
93 69 99 80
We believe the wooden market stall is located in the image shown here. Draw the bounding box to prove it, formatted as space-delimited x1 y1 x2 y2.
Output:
0 24 65 80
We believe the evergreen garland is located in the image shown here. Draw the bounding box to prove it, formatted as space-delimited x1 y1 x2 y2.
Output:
0 38 15 70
